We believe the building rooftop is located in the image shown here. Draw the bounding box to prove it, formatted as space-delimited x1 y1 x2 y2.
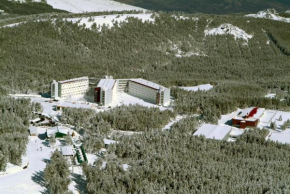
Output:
46 126 72 137
130 78 167 90
234 107 265 121
61 146 74 156
58 76 88 84
194 124 232 140
97 79 116 91
268 130 290 144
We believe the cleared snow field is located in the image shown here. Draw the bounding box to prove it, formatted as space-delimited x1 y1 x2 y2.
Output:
44 0 145 13
179 84 213 92
0 128 56 193
66 13 154 30
246 9 290 23
204 23 253 41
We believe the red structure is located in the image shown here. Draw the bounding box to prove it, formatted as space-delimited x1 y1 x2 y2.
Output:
232 107 264 129
94 87 101 103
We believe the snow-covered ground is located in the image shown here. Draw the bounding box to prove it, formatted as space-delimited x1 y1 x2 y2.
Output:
179 84 213 92
204 23 253 41
110 92 169 111
162 115 186 131
0 126 96 193
66 13 154 30
246 9 290 23
43 0 145 13
0 128 55 193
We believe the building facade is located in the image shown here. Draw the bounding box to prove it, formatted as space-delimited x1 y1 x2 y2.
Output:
94 77 117 106
128 79 170 106
51 77 89 99
94 77 170 106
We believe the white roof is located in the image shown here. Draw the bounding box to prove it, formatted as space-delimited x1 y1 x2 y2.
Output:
58 76 88 84
47 126 72 137
31 118 41 123
61 146 74 156
29 126 38 134
97 79 116 90
236 107 265 120
194 124 232 140
104 138 117 145
130 78 167 90
268 130 290 144
230 128 244 137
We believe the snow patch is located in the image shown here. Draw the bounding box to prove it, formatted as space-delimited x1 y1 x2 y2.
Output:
66 13 154 30
246 9 290 23
179 84 213 92
265 93 276 98
44 0 145 13
204 23 253 41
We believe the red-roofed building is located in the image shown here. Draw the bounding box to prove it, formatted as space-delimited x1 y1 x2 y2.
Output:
232 107 265 129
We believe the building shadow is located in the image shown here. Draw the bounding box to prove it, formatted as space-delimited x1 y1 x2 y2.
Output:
42 140 50 147
42 159 50 164
71 173 87 194
225 119 233 126
38 133 47 140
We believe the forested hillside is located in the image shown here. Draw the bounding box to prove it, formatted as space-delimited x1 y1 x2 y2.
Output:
115 0 290 14
1 12 290 120
83 125 290 193
0 0 66 15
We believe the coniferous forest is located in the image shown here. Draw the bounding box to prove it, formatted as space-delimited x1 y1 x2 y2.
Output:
2 3 290 193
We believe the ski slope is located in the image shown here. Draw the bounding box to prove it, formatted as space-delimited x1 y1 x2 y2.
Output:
44 0 145 13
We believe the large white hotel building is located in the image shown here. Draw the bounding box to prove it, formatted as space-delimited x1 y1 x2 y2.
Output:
95 77 170 106
51 77 89 99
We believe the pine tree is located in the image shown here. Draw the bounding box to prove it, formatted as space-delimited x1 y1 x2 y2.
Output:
44 150 71 194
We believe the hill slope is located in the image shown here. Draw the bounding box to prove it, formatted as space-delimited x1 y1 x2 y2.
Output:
114 0 290 14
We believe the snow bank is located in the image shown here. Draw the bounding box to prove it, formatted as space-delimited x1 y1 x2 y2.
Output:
179 84 213 92
66 13 154 30
246 9 290 23
44 0 145 13
204 23 253 41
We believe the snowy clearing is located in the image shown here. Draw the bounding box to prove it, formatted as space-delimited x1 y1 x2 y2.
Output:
179 84 213 92
246 9 290 23
42 0 145 13
66 13 154 30
204 23 253 41
162 115 186 131
265 93 276 98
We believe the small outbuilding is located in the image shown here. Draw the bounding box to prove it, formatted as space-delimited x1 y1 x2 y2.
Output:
61 146 75 157
46 126 74 138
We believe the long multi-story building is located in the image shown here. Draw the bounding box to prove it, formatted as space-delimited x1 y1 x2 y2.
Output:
51 77 89 99
128 78 170 106
95 77 170 106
